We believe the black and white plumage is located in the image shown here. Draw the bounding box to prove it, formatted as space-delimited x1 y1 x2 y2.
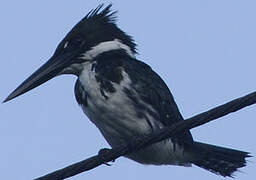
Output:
4 4 250 177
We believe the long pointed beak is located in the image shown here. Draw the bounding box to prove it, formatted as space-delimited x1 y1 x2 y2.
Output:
3 52 76 103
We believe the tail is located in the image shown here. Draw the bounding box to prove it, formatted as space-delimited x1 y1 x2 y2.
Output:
189 141 251 177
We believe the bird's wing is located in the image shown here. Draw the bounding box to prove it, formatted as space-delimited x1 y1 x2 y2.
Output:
124 58 193 142
125 59 183 125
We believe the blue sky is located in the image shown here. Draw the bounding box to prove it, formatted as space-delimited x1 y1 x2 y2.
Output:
1 1 255 179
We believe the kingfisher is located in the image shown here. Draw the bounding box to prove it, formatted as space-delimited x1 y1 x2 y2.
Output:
4 4 250 177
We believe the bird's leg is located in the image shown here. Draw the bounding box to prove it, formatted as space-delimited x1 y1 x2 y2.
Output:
98 135 146 166
98 148 115 166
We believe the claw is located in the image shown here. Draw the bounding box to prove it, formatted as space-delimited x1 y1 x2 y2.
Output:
98 148 115 166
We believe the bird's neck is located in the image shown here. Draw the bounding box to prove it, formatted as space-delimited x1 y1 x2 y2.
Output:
81 39 135 61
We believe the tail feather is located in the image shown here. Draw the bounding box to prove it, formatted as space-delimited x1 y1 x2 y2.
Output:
190 141 251 177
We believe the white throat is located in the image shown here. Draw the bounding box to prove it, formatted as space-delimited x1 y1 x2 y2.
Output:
81 39 135 60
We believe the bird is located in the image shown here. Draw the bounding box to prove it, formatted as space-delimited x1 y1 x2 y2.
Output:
4 4 250 177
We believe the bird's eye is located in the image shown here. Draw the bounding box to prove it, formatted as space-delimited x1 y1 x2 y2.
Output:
73 39 85 47
62 39 85 50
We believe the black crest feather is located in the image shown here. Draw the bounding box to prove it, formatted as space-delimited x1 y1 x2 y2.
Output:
85 4 117 23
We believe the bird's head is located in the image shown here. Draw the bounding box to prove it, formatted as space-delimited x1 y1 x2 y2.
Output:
4 4 136 103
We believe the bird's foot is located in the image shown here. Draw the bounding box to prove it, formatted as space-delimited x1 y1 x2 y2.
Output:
98 148 115 166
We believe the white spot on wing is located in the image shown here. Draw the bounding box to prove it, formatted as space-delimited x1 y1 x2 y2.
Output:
81 39 134 60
